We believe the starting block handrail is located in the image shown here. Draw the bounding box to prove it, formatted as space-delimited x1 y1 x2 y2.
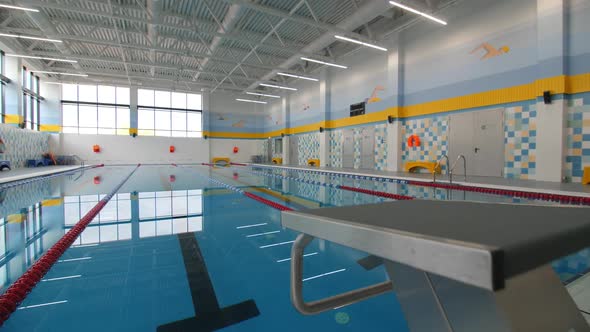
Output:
290 234 393 315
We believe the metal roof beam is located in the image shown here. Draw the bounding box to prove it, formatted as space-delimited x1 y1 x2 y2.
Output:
0 27 284 72
12 0 305 54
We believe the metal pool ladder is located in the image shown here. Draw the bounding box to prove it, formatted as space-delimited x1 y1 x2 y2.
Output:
449 155 467 184
433 154 449 183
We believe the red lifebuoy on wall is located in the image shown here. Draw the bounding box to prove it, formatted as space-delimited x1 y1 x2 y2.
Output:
233 146 239 154
93 145 100 153
407 135 421 148
170 146 175 153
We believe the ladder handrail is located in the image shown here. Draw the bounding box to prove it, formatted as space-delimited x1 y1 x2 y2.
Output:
433 154 449 183
449 155 467 184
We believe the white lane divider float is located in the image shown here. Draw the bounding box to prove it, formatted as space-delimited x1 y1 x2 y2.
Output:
276 252 318 263
41 275 82 282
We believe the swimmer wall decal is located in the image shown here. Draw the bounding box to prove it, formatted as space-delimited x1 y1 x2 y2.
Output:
470 42 510 60
232 119 246 128
366 85 385 104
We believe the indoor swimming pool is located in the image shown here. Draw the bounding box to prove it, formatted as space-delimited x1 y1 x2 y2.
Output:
0 164 588 331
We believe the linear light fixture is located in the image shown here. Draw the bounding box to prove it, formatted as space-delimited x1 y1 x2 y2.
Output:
0 4 39 12
33 71 88 77
6 54 77 63
246 92 281 99
236 98 267 104
277 72 318 82
334 35 388 51
300 57 347 69
259 83 297 91
389 1 447 25
0 33 62 43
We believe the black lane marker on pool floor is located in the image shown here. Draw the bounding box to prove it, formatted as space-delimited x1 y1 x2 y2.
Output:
157 233 260 332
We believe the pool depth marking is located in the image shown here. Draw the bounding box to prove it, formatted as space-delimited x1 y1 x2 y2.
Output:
236 223 268 229
277 252 318 263
58 257 92 263
17 300 68 310
246 230 280 238
41 275 82 282
157 233 260 331
303 269 347 282
260 240 295 249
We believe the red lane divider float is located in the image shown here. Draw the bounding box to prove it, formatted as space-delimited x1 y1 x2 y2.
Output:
0 164 140 326
243 192 293 211
407 181 590 205
338 185 414 201
195 164 293 212
236 164 590 206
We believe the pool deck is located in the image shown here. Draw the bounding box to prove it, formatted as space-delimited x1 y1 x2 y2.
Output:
247 163 590 197
0 165 84 184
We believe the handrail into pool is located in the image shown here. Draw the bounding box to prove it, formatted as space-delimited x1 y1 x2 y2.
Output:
433 154 449 183
449 155 467 184
0 164 140 326
290 233 393 315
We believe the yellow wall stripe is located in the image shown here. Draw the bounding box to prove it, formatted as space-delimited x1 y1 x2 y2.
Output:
3 114 22 124
42 198 64 207
206 73 590 138
39 124 61 132
6 214 25 223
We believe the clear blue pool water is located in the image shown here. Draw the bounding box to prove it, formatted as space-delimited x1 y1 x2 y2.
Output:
0 164 587 331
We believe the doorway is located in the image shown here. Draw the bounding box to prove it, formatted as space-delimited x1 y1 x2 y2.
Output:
449 109 504 177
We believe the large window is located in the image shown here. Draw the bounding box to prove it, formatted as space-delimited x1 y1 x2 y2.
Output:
62 84 130 135
137 89 202 137
22 67 41 130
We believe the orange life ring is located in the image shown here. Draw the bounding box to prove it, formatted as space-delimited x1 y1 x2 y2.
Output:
233 146 239 154
407 135 421 148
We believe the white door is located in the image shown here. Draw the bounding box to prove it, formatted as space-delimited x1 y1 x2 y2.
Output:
360 127 375 169
449 109 504 177
473 109 504 177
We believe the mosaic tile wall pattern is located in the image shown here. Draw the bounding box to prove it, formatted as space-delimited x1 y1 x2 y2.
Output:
504 105 537 180
565 97 590 183
328 130 343 168
0 179 52 217
375 124 388 171
401 116 449 171
297 132 320 166
0 124 50 168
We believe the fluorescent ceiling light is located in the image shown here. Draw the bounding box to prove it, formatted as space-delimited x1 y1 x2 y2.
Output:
236 98 267 104
389 1 447 25
0 33 62 43
259 83 297 91
277 72 318 82
246 92 281 99
334 35 388 52
6 54 77 63
33 71 88 77
300 57 347 69
0 4 39 12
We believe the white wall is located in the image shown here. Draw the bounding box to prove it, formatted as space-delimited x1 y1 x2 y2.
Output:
209 138 263 163
59 134 209 165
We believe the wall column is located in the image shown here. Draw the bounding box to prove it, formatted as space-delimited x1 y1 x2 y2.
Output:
319 68 330 167
534 0 566 182
4 56 21 126
129 86 138 137
282 96 290 164
386 32 404 172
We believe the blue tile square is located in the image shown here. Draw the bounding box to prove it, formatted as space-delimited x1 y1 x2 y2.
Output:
574 128 583 135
